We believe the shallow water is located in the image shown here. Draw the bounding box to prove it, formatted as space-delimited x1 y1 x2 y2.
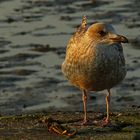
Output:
0 0 140 115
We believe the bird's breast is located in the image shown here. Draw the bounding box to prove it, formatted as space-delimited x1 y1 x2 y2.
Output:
62 43 126 91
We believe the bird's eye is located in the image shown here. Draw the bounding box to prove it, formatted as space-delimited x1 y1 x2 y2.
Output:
98 30 107 36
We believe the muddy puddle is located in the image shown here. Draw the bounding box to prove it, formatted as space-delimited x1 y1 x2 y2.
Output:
0 0 140 115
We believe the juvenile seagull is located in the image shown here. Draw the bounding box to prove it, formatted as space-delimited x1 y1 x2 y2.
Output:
62 16 128 125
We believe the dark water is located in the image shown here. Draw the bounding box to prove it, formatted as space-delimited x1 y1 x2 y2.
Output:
0 0 140 115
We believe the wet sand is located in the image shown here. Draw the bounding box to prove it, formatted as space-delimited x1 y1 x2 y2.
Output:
0 109 140 140
0 0 140 116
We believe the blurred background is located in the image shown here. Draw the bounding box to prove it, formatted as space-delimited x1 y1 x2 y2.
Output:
0 0 139 115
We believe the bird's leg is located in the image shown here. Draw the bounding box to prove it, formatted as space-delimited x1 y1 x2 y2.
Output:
82 90 88 125
102 89 111 126
106 89 111 122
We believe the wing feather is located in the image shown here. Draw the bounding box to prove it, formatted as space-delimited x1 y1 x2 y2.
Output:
66 16 87 52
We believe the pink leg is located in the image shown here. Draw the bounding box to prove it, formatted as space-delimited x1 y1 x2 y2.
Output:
82 90 88 125
102 89 111 126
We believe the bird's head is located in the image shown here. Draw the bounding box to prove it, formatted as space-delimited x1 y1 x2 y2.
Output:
87 22 128 45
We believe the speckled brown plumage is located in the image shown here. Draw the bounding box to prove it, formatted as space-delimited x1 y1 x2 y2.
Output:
62 16 128 125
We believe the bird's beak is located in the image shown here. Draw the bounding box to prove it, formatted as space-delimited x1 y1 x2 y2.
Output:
109 34 129 43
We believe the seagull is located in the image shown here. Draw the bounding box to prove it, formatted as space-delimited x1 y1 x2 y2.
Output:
62 16 128 125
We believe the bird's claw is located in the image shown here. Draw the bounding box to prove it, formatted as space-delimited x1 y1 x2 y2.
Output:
101 118 110 127
93 118 111 127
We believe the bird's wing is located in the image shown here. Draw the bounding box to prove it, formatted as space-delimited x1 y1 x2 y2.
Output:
66 16 87 52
